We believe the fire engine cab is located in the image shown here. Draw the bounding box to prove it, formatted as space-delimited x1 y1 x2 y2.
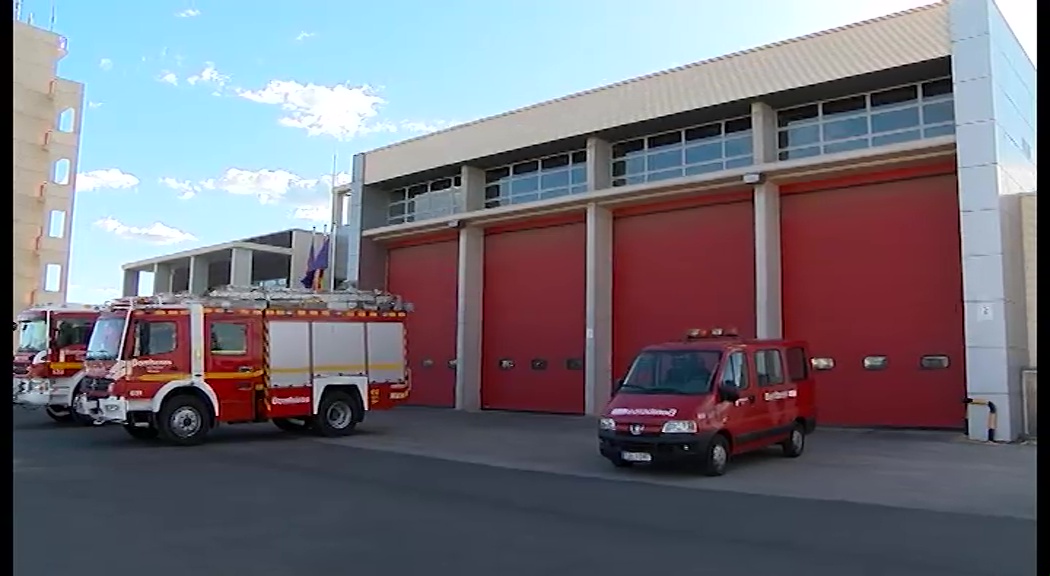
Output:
74 285 414 446
599 328 820 476
13 304 100 423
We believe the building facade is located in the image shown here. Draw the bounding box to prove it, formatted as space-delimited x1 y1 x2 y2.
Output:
121 229 332 297
13 20 84 326
330 0 1037 440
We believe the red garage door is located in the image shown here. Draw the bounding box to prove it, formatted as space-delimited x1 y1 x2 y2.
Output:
387 237 459 408
482 220 586 414
613 194 756 380
781 166 966 429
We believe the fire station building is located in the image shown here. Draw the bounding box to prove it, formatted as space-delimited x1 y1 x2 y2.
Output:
330 0 1038 441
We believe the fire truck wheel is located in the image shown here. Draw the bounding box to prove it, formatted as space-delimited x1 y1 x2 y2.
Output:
157 395 212 446
312 391 360 437
45 406 73 423
701 434 730 477
70 391 96 427
123 424 159 440
272 418 310 433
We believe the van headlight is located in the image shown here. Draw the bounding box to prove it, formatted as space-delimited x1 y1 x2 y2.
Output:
661 420 697 434
599 418 616 431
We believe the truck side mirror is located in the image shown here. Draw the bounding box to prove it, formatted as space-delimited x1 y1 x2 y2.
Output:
12 322 16 332
718 383 741 403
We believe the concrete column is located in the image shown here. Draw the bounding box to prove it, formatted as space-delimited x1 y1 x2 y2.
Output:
121 270 139 297
950 0 1036 441
750 101 779 164
460 166 485 212
188 256 209 295
754 182 782 339
329 188 346 290
586 137 612 191
152 264 174 295
585 203 614 415
455 226 484 410
229 248 254 287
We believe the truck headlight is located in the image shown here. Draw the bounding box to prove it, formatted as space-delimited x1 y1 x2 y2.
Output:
661 420 697 434
599 418 616 431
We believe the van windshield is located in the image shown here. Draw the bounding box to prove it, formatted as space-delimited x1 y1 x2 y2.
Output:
620 350 722 395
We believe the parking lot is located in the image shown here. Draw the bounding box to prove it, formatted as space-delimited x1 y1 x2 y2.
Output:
14 406 1037 576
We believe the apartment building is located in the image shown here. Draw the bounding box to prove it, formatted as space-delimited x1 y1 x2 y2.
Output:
13 19 85 326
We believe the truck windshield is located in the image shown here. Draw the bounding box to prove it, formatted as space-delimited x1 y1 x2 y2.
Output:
86 316 126 361
16 319 48 352
620 350 722 395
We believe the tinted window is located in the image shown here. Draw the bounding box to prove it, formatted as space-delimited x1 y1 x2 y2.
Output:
55 318 94 348
134 321 176 356
755 350 784 387
720 351 749 389
621 350 723 395
210 323 247 354
785 346 808 381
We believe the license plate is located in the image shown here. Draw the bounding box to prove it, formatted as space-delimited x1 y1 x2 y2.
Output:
622 451 652 462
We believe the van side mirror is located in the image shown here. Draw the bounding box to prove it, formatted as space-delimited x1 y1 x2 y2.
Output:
718 383 741 403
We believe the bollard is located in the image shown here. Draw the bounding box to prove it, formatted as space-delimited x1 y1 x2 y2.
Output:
962 398 997 442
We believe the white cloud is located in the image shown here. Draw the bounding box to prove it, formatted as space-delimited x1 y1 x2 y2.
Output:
295 31 316 41
99 58 113 71
76 169 140 192
67 284 119 304
94 217 196 246
158 71 178 86
187 62 228 88
175 8 200 17
88 101 103 109
159 177 199 200
161 168 350 205
293 204 328 223
236 81 385 140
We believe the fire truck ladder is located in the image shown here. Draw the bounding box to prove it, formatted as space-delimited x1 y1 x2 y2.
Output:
108 286 413 313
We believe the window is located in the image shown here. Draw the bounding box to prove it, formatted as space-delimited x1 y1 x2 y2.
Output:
54 318 93 348
210 322 247 355
133 321 177 356
785 346 808 381
920 355 950 370
720 351 749 389
775 78 955 161
755 350 784 387
484 151 588 209
52 158 71 185
387 174 464 225
57 108 76 133
620 350 722 395
43 263 62 292
611 117 753 187
47 210 66 238
863 355 888 370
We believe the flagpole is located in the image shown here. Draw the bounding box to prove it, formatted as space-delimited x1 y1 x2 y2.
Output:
328 153 338 291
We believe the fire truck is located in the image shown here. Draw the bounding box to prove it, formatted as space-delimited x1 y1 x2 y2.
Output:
13 303 101 424
74 285 413 446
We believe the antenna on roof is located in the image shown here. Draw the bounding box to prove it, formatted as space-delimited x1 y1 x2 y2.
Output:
48 0 56 30
27 11 33 25
14 0 22 21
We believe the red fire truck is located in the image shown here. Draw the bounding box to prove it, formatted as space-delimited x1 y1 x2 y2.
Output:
74 286 413 446
13 304 101 424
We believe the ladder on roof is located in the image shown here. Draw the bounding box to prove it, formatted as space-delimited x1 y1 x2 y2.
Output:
110 285 413 313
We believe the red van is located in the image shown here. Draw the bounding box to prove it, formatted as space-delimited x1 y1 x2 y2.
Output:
598 328 819 476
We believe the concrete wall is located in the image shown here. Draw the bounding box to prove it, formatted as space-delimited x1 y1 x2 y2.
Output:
950 0 1037 440
13 20 83 342
1020 192 1036 368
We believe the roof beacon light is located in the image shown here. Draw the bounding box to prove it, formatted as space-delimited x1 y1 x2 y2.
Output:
685 327 740 341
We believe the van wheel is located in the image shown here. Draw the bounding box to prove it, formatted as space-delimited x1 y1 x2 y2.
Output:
45 406 73 423
781 423 806 458
123 424 159 440
312 391 360 437
157 395 212 446
702 435 730 477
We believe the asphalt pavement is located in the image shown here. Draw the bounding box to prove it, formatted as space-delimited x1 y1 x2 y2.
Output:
13 407 1037 576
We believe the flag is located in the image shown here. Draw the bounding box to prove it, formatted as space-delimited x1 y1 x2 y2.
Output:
299 234 317 289
311 236 331 291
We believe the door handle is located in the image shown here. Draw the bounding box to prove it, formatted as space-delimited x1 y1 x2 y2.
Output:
238 366 253 373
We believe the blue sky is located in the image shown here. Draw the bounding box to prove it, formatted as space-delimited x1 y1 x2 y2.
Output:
17 0 1035 303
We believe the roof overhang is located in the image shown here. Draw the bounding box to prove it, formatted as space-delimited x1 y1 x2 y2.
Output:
122 242 294 272
362 135 957 243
